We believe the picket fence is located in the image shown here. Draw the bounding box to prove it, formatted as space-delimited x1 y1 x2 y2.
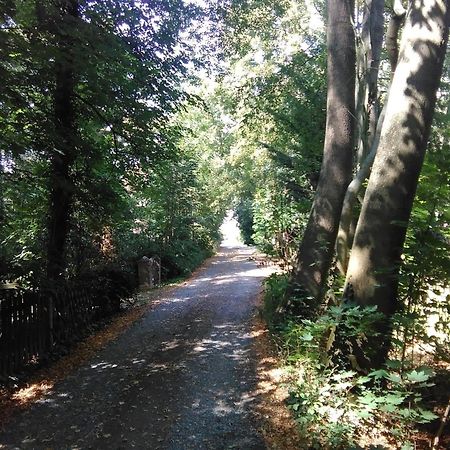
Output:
0 285 110 377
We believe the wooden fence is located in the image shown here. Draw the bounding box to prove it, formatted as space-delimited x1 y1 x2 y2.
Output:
0 285 113 378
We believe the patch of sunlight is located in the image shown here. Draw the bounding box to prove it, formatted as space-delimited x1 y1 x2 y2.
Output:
220 211 244 247
234 391 257 408
242 329 266 339
213 398 233 416
131 358 147 364
146 363 169 373
161 340 180 351
235 267 278 278
167 297 189 303
346 246 376 296
90 361 118 370
212 277 236 285
193 338 233 353
12 383 53 404
229 348 250 360
193 344 207 352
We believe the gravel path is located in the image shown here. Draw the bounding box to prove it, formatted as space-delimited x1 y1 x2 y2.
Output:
0 244 276 449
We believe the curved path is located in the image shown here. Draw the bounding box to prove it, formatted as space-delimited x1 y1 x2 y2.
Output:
0 244 276 449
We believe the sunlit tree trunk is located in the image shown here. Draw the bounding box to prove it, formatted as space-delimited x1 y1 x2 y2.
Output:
344 0 449 367
46 0 79 282
291 0 355 302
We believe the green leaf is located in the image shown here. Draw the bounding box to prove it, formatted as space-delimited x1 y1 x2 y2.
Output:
383 394 405 405
406 370 430 383
386 359 402 369
358 392 379 408
356 376 371 385
386 373 402 384
368 369 388 380
380 404 397 413
416 409 438 423
400 443 414 450
301 332 313 341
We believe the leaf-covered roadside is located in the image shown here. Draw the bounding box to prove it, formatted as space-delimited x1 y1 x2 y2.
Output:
0 285 171 428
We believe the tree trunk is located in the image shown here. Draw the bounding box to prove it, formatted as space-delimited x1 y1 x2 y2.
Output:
46 0 79 282
386 0 407 74
355 0 385 167
337 0 386 276
336 100 387 275
344 0 449 367
291 0 355 302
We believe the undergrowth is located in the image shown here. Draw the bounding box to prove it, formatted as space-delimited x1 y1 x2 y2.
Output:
264 273 442 449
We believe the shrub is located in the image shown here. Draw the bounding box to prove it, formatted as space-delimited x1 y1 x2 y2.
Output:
263 278 439 448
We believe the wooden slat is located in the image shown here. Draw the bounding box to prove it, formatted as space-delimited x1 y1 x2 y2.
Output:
0 283 112 377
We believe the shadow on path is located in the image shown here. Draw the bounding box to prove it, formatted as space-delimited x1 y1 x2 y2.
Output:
0 244 277 449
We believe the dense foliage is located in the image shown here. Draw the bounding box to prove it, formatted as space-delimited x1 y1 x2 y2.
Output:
0 0 227 288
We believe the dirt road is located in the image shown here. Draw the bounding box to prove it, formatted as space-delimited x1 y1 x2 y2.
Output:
0 243 277 449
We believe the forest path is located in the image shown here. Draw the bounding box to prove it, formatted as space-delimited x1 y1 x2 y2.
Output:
0 235 278 448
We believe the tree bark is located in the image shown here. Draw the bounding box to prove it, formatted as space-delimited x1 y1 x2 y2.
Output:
386 0 407 74
291 0 355 302
336 99 387 275
355 0 385 166
46 0 79 282
344 0 449 367
336 0 385 275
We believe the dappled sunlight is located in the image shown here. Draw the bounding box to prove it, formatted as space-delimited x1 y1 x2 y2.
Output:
161 339 181 351
0 240 285 448
131 358 146 365
90 361 118 370
234 267 277 278
11 383 53 405
346 245 377 296
212 398 234 416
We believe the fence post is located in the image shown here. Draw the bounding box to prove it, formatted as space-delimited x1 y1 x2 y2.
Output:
158 256 161 286
48 293 54 349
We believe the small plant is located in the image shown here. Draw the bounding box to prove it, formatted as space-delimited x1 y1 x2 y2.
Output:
263 273 290 326
265 293 440 448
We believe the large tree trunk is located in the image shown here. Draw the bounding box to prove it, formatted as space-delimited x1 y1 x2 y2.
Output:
344 0 449 367
291 0 355 302
46 0 79 282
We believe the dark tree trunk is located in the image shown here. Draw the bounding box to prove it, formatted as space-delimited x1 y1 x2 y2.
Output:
46 0 79 282
344 0 449 368
291 0 355 302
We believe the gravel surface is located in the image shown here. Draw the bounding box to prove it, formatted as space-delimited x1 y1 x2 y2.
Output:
0 244 277 449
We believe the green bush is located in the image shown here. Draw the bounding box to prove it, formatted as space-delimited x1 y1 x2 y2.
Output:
263 273 290 325
281 311 438 448
263 280 440 448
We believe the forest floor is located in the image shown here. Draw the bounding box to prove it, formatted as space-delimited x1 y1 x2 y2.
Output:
0 243 301 449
